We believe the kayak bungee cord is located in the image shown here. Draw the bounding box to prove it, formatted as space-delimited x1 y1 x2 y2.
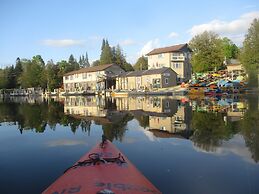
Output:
64 152 126 173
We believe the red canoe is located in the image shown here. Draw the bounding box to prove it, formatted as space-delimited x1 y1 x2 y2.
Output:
43 138 161 194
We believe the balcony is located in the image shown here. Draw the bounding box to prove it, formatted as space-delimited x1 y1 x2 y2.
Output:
171 56 185 61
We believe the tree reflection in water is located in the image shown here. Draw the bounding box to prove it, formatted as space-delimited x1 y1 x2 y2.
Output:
240 95 259 162
191 111 239 151
0 95 259 163
190 95 259 163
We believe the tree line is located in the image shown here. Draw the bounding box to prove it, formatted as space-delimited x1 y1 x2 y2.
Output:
189 18 259 86
0 39 148 90
0 53 89 91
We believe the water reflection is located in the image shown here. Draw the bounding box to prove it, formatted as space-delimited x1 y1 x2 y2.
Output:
0 96 90 134
1 95 259 163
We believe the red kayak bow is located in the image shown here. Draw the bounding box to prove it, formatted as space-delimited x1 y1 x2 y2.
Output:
43 137 161 194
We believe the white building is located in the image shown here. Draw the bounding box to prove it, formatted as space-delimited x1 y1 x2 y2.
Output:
63 64 125 93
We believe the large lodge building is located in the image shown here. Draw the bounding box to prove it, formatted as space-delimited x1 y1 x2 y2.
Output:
63 64 124 93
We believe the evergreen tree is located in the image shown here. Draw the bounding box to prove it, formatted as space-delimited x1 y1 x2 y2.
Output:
101 38 106 51
111 46 116 63
113 44 134 71
78 52 90 68
0 68 8 89
100 39 113 65
84 52 90 67
14 57 23 88
115 45 124 65
6 65 16 89
78 56 82 67
68 54 79 70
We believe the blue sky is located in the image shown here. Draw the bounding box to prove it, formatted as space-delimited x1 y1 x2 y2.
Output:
1 0 259 67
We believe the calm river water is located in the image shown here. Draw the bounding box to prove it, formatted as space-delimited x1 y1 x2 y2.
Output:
0 95 259 194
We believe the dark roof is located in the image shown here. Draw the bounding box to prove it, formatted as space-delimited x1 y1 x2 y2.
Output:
142 67 171 75
146 43 191 56
118 67 175 77
64 64 116 76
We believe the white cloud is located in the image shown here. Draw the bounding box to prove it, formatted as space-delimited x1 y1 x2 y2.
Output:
42 39 85 47
168 32 179 38
120 39 137 46
139 38 160 56
188 11 259 44
193 135 256 164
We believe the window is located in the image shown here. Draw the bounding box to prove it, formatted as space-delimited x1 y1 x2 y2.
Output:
70 75 73 80
172 63 182 68
158 54 163 58
83 73 87 79
65 76 69 80
165 78 169 84
172 52 184 60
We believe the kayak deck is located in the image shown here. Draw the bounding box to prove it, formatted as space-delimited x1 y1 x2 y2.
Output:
43 140 161 194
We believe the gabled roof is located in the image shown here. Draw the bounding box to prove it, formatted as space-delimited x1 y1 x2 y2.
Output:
146 43 191 56
64 64 116 76
118 67 176 77
142 67 172 75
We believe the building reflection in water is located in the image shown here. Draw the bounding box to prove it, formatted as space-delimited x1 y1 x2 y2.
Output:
63 96 193 139
62 95 254 153
64 96 108 117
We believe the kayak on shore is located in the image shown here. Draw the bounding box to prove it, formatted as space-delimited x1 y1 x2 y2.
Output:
42 136 161 194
